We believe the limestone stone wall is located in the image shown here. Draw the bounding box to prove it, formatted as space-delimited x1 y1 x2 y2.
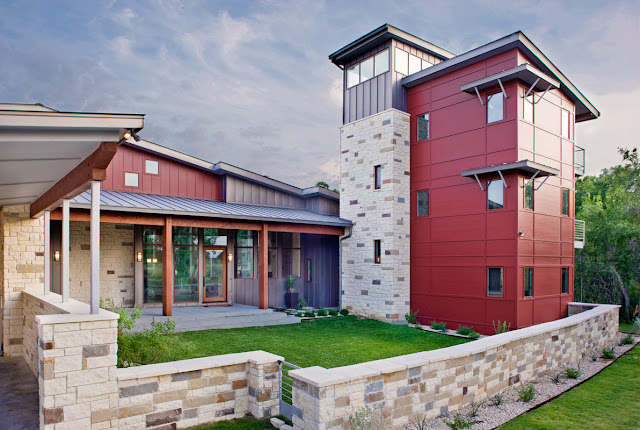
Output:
23 292 66 376
339 109 411 321
289 304 619 430
69 222 134 306
1 204 45 356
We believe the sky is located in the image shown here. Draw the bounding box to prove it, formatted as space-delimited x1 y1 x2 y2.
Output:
0 0 638 189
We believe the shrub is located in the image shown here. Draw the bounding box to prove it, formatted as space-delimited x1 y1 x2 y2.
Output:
602 347 616 359
590 350 599 362
564 364 582 379
620 335 634 345
632 317 640 335
456 325 473 336
348 406 388 430
294 312 303 317
340 308 350 316
408 414 428 430
490 393 504 406
551 371 564 384
297 298 307 309
467 330 480 340
328 309 339 316
493 320 511 334
430 321 447 332
443 413 472 430
303 311 316 318
518 383 535 402
317 308 328 317
405 309 419 324
468 400 484 418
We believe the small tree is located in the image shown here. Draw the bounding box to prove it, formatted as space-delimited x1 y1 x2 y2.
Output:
315 181 330 189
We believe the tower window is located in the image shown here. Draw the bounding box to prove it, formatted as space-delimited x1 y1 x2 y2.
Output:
374 240 381 264
524 267 533 297
487 93 504 123
488 267 503 297
562 188 570 216
417 113 429 141
562 267 569 293
374 165 382 190
417 190 429 217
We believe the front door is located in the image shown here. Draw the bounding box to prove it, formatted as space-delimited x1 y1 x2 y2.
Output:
203 247 227 302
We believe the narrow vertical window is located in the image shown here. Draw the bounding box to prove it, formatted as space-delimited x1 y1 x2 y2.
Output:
282 233 301 278
487 93 504 123
488 180 504 210
347 63 360 88
374 50 389 75
524 180 534 210
374 240 381 264
268 232 278 278
562 267 569 293
561 109 570 139
523 93 534 123
487 267 504 297
561 188 570 216
416 113 430 141
374 165 382 190
306 259 312 282
417 190 429 217
524 267 533 297
235 230 254 278
395 48 408 75
143 228 163 303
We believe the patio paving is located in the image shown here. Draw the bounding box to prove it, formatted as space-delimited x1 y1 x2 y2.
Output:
0 356 39 430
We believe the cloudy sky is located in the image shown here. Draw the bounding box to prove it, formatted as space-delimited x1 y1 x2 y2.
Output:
1 0 638 189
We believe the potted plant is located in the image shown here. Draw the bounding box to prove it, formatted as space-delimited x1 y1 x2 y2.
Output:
285 275 298 308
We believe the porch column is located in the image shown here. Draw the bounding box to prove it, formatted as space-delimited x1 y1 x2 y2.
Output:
90 180 100 315
61 198 70 302
44 210 50 295
162 216 173 316
258 223 268 309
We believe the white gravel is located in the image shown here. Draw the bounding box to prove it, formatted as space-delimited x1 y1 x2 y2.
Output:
406 333 639 430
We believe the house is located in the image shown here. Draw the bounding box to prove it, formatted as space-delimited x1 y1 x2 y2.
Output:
332 25 597 333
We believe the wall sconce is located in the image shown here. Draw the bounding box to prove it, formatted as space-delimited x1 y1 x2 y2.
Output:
123 131 132 140
54 251 60 262
152 258 158 264
228 253 233 263
146 258 152 264
136 252 143 262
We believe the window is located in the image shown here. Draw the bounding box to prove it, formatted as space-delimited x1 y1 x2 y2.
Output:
524 267 533 297
394 48 409 75
523 93 534 123
422 59 433 70
561 109 571 139
204 228 227 246
487 93 504 123
409 54 421 75
143 228 163 303
145 160 159 175
416 113 429 141
374 50 389 76
346 49 390 88
125 172 139 187
488 180 504 210
561 188 570 216
360 57 374 82
235 230 254 278
173 227 199 302
306 259 312 282
417 190 429 217
524 180 534 210
282 233 301 277
487 267 503 297
268 232 278 278
562 267 569 293
346 63 360 88
374 240 381 264
374 165 382 189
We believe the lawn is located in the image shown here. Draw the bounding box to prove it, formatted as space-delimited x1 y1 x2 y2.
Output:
176 316 469 368
498 344 640 430
619 322 634 334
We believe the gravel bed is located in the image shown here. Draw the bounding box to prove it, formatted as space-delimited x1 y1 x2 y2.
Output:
406 333 639 430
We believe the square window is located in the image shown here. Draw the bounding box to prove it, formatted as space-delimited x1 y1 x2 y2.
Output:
487 93 504 123
374 240 381 264
524 180 534 210
374 165 382 190
124 172 139 187
417 190 429 217
395 48 408 75
524 267 533 297
562 188 570 215
347 63 360 88
374 50 389 76
145 160 159 175
524 94 534 123
562 267 569 293
416 113 429 141
561 109 570 139
360 57 374 82
488 180 504 210
409 54 422 75
488 267 503 297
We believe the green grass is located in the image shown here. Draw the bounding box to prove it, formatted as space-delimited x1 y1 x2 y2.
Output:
619 322 634 334
498 344 640 430
176 316 469 368
187 418 275 429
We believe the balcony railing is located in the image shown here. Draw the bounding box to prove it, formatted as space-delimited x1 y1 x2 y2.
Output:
575 219 585 249
575 146 585 176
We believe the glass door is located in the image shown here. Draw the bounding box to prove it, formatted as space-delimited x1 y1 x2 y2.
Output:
203 247 227 302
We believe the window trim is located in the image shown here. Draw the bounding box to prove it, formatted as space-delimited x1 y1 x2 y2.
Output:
524 267 533 297
373 240 381 265
487 92 505 124
487 267 504 298
374 165 382 190
416 112 430 142
235 230 255 279
417 189 429 217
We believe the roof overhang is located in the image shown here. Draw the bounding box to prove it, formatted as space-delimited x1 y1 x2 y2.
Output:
328 23 455 67
401 32 599 122
461 160 559 178
460 63 560 95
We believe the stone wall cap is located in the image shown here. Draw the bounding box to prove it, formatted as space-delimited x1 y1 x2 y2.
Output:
36 312 118 324
25 291 119 321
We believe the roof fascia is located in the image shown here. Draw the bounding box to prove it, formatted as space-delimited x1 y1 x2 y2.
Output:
0 110 145 130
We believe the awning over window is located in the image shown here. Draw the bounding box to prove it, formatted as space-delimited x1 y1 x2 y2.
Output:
461 160 559 191
460 63 560 95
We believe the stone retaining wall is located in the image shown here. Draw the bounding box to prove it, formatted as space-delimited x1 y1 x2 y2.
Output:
289 303 619 430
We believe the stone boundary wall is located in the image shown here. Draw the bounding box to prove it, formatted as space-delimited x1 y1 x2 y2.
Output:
289 303 619 430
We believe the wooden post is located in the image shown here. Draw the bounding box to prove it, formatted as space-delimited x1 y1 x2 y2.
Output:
163 216 173 316
258 223 268 309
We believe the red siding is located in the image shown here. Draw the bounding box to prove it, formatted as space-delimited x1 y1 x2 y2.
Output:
103 145 222 201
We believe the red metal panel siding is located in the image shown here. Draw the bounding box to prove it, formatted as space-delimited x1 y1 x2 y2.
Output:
103 145 222 201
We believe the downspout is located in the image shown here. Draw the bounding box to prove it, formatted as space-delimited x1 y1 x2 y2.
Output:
338 226 352 311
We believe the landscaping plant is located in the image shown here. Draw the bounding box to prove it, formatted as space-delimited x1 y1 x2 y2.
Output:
456 325 473 336
467 330 480 340
297 298 307 309
590 350 600 362
408 414 428 430
518 383 536 402
493 320 511 334
551 371 564 384
294 312 303 317
340 308 350 316
443 413 473 430
431 321 447 332
620 335 634 345
328 309 339 316
490 393 504 406
348 406 388 430
303 311 316 318
602 347 616 359
468 400 485 418
405 309 419 324
317 308 328 317
632 316 640 335
564 364 582 379
415 323 422 330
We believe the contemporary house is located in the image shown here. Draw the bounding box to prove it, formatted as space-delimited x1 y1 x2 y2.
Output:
332 25 596 333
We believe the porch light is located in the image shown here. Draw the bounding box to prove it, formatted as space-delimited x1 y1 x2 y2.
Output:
54 250 60 262
228 253 233 263
152 258 158 263
123 131 132 140
136 252 142 262
146 258 152 264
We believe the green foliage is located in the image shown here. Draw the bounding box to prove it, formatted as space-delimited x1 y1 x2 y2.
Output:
431 321 447 332
316 308 328 317
602 347 616 359
315 181 330 189
551 371 564 384
456 325 473 336
493 320 510 334
468 400 485 418
405 309 419 324
286 275 297 292
408 414 428 430
340 308 350 316
633 317 640 335
328 309 339 316
443 413 473 430
490 393 504 406
297 298 307 309
620 335 634 345
564 364 582 379
467 330 480 340
348 406 388 430
303 311 316 318
518 383 535 402
415 323 422 330
590 350 600 362
294 312 303 317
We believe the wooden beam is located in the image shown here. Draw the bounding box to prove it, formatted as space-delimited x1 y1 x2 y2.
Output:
266 223 347 236
258 222 268 309
162 216 173 316
172 217 262 231
30 141 118 218
50 208 165 226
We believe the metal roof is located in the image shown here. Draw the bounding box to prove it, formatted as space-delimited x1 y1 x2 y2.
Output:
70 190 352 227
461 160 559 178
460 63 560 95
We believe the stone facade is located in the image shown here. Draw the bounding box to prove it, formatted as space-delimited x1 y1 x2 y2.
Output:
289 304 620 430
339 108 411 321
1 204 45 356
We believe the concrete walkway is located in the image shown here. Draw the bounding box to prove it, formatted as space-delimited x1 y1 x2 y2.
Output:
0 356 39 430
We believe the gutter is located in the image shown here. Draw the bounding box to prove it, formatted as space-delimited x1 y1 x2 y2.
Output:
338 226 352 311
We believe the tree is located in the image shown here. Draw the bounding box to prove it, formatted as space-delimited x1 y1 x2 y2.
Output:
315 181 330 189
576 148 640 319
